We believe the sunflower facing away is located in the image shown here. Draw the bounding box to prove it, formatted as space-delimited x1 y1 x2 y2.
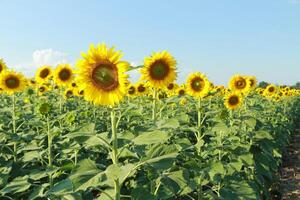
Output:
76 44 129 106
247 76 257 90
186 72 210 98
0 70 27 94
36 66 53 84
224 92 243 110
140 51 177 89
0 59 7 74
229 75 251 93
53 64 74 86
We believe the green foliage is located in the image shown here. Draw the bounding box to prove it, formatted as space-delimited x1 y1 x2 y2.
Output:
0 91 300 200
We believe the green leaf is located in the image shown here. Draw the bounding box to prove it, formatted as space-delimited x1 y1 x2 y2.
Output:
133 130 170 145
1 176 31 194
69 159 106 191
157 118 180 129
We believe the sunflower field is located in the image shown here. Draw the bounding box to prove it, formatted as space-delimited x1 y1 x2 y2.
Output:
0 44 300 200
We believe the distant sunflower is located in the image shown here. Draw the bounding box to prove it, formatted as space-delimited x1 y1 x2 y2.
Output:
224 92 243 110
0 70 27 94
38 85 49 96
229 75 250 93
247 76 257 90
0 59 7 74
127 84 136 97
140 51 177 89
53 64 74 86
36 66 52 84
176 86 186 96
264 84 277 97
76 44 129 106
186 72 210 98
136 82 148 96
64 88 74 99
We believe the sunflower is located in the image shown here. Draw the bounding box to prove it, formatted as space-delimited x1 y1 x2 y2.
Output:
247 76 257 90
264 84 277 97
0 59 7 74
36 66 53 84
0 70 27 94
140 51 177 89
76 44 129 106
37 85 49 96
224 92 243 110
64 88 74 99
176 85 186 96
53 64 74 86
127 84 136 97
229 75 251 93
136 82 148 96
186 72 210 98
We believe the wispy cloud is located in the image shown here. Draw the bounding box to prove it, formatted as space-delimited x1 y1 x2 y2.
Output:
13 49 69 77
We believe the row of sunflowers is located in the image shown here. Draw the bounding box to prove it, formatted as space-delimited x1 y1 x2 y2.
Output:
0 44 300 200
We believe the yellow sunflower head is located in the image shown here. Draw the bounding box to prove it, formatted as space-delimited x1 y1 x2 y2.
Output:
37 85 49 96
0 70 27 95
224 92 243 110
136 82 148 96
140 51 177 89
229 75 251 93
64 88 74 99
76 44 129 106
264 84 277 97
186 72 210 98
247 76 257 90
36 66 53 84
0 59 8 74
53 64 74 86
176 85 186 96
127 84 136 97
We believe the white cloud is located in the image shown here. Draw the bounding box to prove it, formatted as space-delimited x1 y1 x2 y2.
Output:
13 49 69 77
33 49 68 67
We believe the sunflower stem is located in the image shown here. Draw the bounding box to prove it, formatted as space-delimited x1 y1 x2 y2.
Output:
110 108 121 200
152 89 157 123
111 108 118 164
46 115 53 187
197 98 202 140
12 94 17 162
59 88 63 113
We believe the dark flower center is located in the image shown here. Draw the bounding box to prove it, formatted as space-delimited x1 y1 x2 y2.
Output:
59 69 71 81
235 78 246 89
149 60 169 80
40 69 50 78
92 64 119 91
128 86 135 95
228 95 239 106
5 76 20 89
191 77 205 92
137 84 146 93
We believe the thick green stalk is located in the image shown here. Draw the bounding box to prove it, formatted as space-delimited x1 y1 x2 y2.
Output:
12 94 17 162
47 115 53 187
110 108 120 200
114 179 121 200
152 89 157 123
197 98 202 140
111 109 118 165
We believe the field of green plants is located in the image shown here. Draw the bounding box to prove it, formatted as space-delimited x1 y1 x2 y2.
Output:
0 46 300 200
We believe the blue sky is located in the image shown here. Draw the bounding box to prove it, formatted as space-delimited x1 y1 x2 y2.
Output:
1 0 300 85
